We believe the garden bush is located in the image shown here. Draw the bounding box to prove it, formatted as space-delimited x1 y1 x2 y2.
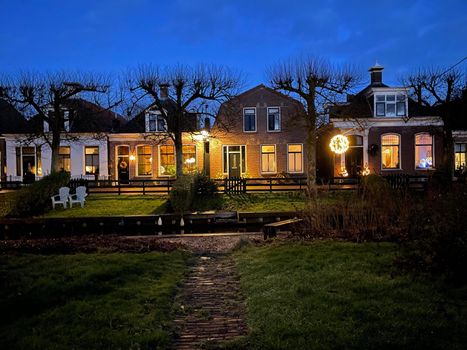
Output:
168 173 222 213
8 171 71 217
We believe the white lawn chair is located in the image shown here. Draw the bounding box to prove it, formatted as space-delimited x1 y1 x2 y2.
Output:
51 187 70 209
69 186 88 208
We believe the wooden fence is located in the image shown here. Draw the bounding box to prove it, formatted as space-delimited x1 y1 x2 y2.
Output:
0 174 430 195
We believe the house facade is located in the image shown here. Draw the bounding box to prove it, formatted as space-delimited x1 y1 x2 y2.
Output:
1 99 121 181
209 85 307 178
327 64 444 177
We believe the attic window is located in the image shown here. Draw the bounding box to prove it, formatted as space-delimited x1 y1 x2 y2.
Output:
375 93 406 117
146 111 166 132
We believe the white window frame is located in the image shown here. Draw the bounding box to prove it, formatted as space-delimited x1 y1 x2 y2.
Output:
243 107 257 133
83 145 99 176
414 133 435 170
381 133 401 171
136 144 153 177
16 145 38 178
374 93 408 118
267 107 281 132
287 143 304 174
222 145 247 175
158 144 175 177
260 144 277 175
145 111 166 132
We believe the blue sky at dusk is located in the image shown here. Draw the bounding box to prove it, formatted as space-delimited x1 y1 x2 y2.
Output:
1 0 466 89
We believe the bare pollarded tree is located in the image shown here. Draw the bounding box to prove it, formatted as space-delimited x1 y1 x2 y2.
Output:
268 56 360 196
127 64 242 177
402 65 466 178
0 71 118 173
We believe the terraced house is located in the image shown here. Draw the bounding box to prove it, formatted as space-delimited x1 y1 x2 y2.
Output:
209 85 307 178
327 64 446 177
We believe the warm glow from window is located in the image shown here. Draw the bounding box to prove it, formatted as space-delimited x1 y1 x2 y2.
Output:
381 134 400 169
261 145 276 173
415 133 434 169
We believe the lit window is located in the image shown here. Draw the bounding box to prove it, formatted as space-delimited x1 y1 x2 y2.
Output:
287 144 303 173
136 145 152 176
261 145 276 173
375 93 406 117
183 145 197 173
85 146 99 175
159 145 175 176
243 108 256 132
381 134 400 169
146 112 166 132
58 146 71 172
415 133 434 169
267 107 281 131
455 143 466 171
16 146 40 178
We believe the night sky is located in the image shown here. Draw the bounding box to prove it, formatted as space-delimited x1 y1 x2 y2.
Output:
1 0 466 89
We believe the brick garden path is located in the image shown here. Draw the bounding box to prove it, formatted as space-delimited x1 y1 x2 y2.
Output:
173 254 248 349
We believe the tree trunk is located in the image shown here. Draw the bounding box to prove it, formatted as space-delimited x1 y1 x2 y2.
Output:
50 130 62 173
305 97 318 199
442 126 454 179
174 132 184 178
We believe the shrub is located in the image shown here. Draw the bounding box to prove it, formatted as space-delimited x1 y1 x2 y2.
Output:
9 171 71 217
168 173 222 213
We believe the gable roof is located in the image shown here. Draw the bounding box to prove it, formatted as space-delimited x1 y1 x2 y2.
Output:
27 98 126 133
231 84 304 107
0 100 32 134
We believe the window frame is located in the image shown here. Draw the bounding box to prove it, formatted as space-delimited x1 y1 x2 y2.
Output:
58 146 71 172
374 93 408 118
414 133 435 170
287 143 304 174
182 144 197 174
158 144 176 177
267 107 281 132
135 144 153 177
380 133 401 170
455 143 467 171
260 144 277 175
243 107 257 133
115 145 130 179
84 146 99 175
146 111 167 132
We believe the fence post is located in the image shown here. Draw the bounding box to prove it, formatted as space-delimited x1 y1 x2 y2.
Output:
167 180 171 195
269 178 273 193
142 181 146 195
118 181 121 195
224 178 227 194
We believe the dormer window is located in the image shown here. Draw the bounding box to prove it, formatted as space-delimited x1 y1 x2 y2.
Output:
375 93 406 117
146 111 166 132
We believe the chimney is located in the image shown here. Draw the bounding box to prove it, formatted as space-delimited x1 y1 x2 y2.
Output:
369 62 384 86
159 84 169 100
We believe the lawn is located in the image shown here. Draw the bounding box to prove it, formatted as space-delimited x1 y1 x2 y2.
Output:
0 251 189 350
233 242 467 350
42 194 168 217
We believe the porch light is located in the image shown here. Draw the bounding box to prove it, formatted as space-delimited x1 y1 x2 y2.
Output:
329 134 349 154
129 155 136 161
185 157 196 164
193 130 210 142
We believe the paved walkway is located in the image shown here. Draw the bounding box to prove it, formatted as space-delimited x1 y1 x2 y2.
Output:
173 254 248 349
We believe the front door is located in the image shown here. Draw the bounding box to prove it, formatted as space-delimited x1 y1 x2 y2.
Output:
345 147 363 176
228 152 241 178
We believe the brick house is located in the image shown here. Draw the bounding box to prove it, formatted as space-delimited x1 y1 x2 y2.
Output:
209 84 306 178
108 97 204 182
326 64 444 177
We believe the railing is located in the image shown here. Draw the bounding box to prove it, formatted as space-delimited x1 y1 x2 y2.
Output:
0 175 431 195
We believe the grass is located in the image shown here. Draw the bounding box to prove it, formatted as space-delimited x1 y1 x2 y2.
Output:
42 194 168 217
233 242 467 350
0 251 189 350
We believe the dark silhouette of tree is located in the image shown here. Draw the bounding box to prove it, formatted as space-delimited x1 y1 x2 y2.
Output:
0 71 116 173
267 56 360 196
127 64 242 177
403 65 466 178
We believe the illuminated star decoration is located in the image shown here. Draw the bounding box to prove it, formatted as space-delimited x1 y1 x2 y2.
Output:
329 134 349 154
